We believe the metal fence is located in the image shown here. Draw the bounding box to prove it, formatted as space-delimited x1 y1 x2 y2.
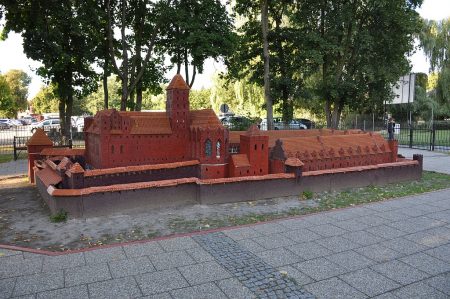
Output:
0 126 85 160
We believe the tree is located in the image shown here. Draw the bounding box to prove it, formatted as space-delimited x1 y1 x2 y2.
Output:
3 69 31 117
420 18 450 118
0 74 14 117
1 0 101 138
106 0 170 111
163 0 235 88
292 0 423 128
30 84 59 115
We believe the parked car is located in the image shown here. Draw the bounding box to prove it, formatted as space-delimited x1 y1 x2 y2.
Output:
0 119 10 130
296 118 315 129
9 119 23 127
20 116 36 125
221 116 253 130
30 118 61 133
259 118 307 130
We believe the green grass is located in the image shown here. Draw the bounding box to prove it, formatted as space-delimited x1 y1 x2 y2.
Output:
0 153 27 164
49 210 68 223
168 171 450 233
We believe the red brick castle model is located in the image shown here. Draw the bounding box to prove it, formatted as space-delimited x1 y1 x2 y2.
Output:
30 74 423 218
84 74 229 179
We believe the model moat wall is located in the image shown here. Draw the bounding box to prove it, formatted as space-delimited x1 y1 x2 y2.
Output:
38 159 422 218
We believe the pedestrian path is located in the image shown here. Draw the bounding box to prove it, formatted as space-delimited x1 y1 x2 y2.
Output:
0 159 27 180
1 188 449 298
398 148 450 175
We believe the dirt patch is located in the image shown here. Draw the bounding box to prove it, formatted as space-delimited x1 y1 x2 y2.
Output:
0 178 317 251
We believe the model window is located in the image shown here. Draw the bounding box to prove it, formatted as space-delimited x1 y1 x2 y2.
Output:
120 145 124 154
205 139 212 157
216 140 221 158
111 145 114 154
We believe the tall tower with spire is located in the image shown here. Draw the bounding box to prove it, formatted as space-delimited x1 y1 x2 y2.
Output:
166 74 190 132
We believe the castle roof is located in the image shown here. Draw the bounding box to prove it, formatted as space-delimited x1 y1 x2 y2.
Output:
190 109 223 129
167 74 190 90
230 154 251 168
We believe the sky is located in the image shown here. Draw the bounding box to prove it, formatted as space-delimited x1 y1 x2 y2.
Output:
0 0 449 101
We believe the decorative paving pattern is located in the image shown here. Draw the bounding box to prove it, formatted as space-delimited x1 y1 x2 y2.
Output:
193 232 315 299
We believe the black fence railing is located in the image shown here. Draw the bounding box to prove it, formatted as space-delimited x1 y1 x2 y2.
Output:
0 126 85 160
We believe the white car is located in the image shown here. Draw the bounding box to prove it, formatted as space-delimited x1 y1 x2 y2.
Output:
30 118 61 132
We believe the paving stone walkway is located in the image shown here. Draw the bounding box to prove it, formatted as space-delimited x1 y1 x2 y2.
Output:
1 188 449 298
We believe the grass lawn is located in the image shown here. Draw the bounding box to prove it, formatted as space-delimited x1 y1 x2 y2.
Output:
168 171 450 232
0 153 27 164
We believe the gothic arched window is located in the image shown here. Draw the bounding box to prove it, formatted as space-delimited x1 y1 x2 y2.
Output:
205 139 212 157
216 140 221 158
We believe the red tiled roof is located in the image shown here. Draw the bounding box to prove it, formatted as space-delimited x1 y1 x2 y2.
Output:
68 163 85 174
129 113 172 135
26 129 53 146
36 167 62 187
190 109 223 128
85 160 200 177
166 74 190 90
230 154 251 168
245 125 262 136
56 157 72 171
41 148 85 156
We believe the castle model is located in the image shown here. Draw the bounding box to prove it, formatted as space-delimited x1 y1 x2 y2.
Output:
28 75 423 218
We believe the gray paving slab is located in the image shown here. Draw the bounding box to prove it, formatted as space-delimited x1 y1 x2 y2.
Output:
339 268 400 297
41 253 85 272
223 227 262 240
170 282 228 299
302 213 333 226
356 214 392 226
424 272 450 295
304 277 367 299
370 260 430 285
381 237 428 255
294 257 348 281
427 210 450 222
315 235 361 253
0 277 15 299
387 216 446 234
277 218 313 230
375 210 411 222
108 256 155 278
150 250 196 270
307 223 348 237
0 249 22 257
185 247 215 263
252 233 297 249
157 236 199 252
13 270 64 297
400 252 450 275
325 250 374 271
256 247 304 267
424 243 450 260
341 230 385 246
10 295 36 299
88 276 142 299
364 224 407 239
333 218 371 231
398 148 450 174
286 241 333 260
178 261 232 285
354 244 404 263
0 159 27 179
251 222 289 235
84 246 126 264
36 285 89 299
404 226 450 247
135 269 189 296
281 228 322 243
371 293 399 299
122 242 165 258
392 281 448 299
64 263 112 287
216 278 256 299
139 293 172 299
0 255 42 279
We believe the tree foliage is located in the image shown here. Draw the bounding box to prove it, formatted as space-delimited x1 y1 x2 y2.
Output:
3 69 31 117
163 0 235 87
420 18 450 118
0 74 14 117
30 84 59 115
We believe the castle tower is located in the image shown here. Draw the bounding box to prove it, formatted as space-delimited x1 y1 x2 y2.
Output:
239 125 269 175
166 74 190 132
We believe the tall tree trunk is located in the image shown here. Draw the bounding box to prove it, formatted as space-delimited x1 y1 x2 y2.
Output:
189 65 196 88
135 7 143 111
325 99 332 128
120 0 128 111
65 90 73 141
331 99 343 129
103 61 109 110
261 0 273 130
184 48 189 84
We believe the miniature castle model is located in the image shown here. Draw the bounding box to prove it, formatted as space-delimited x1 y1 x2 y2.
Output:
29 75 423 218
